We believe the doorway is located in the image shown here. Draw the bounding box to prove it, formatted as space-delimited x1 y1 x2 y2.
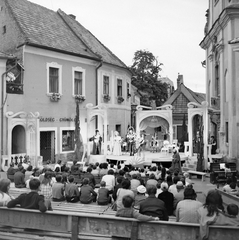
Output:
40 131 55 163
12 125 26 154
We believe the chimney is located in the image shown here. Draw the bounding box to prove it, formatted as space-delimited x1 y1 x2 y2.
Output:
68 14 76 19
177 74 184 89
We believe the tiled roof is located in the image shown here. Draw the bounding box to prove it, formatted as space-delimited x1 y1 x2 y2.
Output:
6 0 128 68
57 9 127 68
185 86 206 104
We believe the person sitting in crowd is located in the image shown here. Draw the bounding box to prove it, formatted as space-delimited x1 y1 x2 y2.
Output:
146 174 158 187
183 172 192 186
139 185 168 221
101 169 115 194
112 176 124 201
22 158 29 170
25 165 33 182
116 195 159 221
134 185 147 210
0 179 14 206
91 165 99 176
7 163 16 182
84 167 96 189
97 181 111 205
156 182 162 197
52 175 65 202
228 182 238 196
173 181 185 209
40 171 53 200
176 187 202 223
116 178 134 211
166 175 173 187
53 160 62 172
99 163 108 176
222 178 233 193
7 178 51 212
79 178 97 204
168 176 180 196
65 175 80 203
197 190 239 240
130 174 141 195
227 204 239 218
158 182 174 216
14 165 26 188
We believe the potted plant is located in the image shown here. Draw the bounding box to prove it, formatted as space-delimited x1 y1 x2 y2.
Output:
103 94 111 102
117 96 124 103
74 94 86 103
50 92 61 102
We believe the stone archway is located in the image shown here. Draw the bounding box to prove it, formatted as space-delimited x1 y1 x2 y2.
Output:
187 101 209 170
135 104 173 144
86 103 108 159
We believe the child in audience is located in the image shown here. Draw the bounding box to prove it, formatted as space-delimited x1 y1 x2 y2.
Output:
7 179 51 212
52 175 65 201
97 181 111 205
229 182 238 196
227 204 239 218
65 175 80 203
40 171 52 200
79 178 97 204
116 195 159 221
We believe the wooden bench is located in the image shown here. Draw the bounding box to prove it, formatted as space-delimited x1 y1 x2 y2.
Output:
217 189 239 208
187 170 207 182
0 207 238 240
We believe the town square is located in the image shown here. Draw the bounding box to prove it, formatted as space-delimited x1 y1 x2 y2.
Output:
0 0 239 239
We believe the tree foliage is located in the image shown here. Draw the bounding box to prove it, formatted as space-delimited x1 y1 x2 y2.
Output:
130 50 168 106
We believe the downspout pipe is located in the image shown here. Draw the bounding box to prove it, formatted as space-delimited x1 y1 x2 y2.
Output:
95 61 103 129
1 62 18 157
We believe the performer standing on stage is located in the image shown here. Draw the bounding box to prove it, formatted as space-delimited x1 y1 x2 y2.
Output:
126 127 136 156
137 133 146 159
89 130 102 155
112 131 122 156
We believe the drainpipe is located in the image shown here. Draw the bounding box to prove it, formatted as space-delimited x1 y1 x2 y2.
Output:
1 63 18 157
95 61 103 129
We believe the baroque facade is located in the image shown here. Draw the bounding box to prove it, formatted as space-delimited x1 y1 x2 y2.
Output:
200 0 239 161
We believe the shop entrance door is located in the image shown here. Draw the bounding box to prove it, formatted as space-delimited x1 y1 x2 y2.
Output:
40 131 55 163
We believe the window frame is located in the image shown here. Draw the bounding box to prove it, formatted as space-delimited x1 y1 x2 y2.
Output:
72 66 86 97
46 62 62 95
103 75 110 95
60 127 75 153
117 78 123 97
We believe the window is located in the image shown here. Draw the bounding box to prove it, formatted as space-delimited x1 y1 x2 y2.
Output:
62 130 75 152
127 82 130 96
47 62 62 95
103 75 109 95
117 79 122 96
3 25 6 34
225 122 228 143
72 67 85 96
49 67 59 93
215 64 220 96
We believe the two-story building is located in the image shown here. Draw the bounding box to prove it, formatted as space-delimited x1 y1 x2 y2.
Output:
200 0 239 162
0 0 132 167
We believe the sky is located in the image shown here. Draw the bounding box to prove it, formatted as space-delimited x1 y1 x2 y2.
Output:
29 0 208 93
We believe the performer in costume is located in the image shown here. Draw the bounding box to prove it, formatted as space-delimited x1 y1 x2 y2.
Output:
89 130 102 155
126 127 136 156
112 131 122 156
137 132 146 159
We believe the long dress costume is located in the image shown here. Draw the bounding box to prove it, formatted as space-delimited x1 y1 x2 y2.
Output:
113 135 122 156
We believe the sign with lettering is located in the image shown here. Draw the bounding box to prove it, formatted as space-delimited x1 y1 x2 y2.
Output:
39 117 76 122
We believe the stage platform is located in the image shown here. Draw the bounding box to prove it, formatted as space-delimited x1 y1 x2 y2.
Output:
89 151 188 168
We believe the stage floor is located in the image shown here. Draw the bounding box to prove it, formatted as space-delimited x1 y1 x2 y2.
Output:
106 151 187 165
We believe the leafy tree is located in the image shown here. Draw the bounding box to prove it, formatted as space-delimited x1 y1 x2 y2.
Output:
130 50 168 106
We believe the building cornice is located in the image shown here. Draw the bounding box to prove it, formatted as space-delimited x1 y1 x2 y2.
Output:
200 7 239 50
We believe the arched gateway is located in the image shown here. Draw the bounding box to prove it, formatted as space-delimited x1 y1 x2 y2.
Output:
135 104 173 144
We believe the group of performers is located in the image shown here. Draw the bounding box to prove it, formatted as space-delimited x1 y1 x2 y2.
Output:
89 127 146 157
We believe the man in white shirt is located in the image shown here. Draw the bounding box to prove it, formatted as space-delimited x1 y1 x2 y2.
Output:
101 169 115 194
